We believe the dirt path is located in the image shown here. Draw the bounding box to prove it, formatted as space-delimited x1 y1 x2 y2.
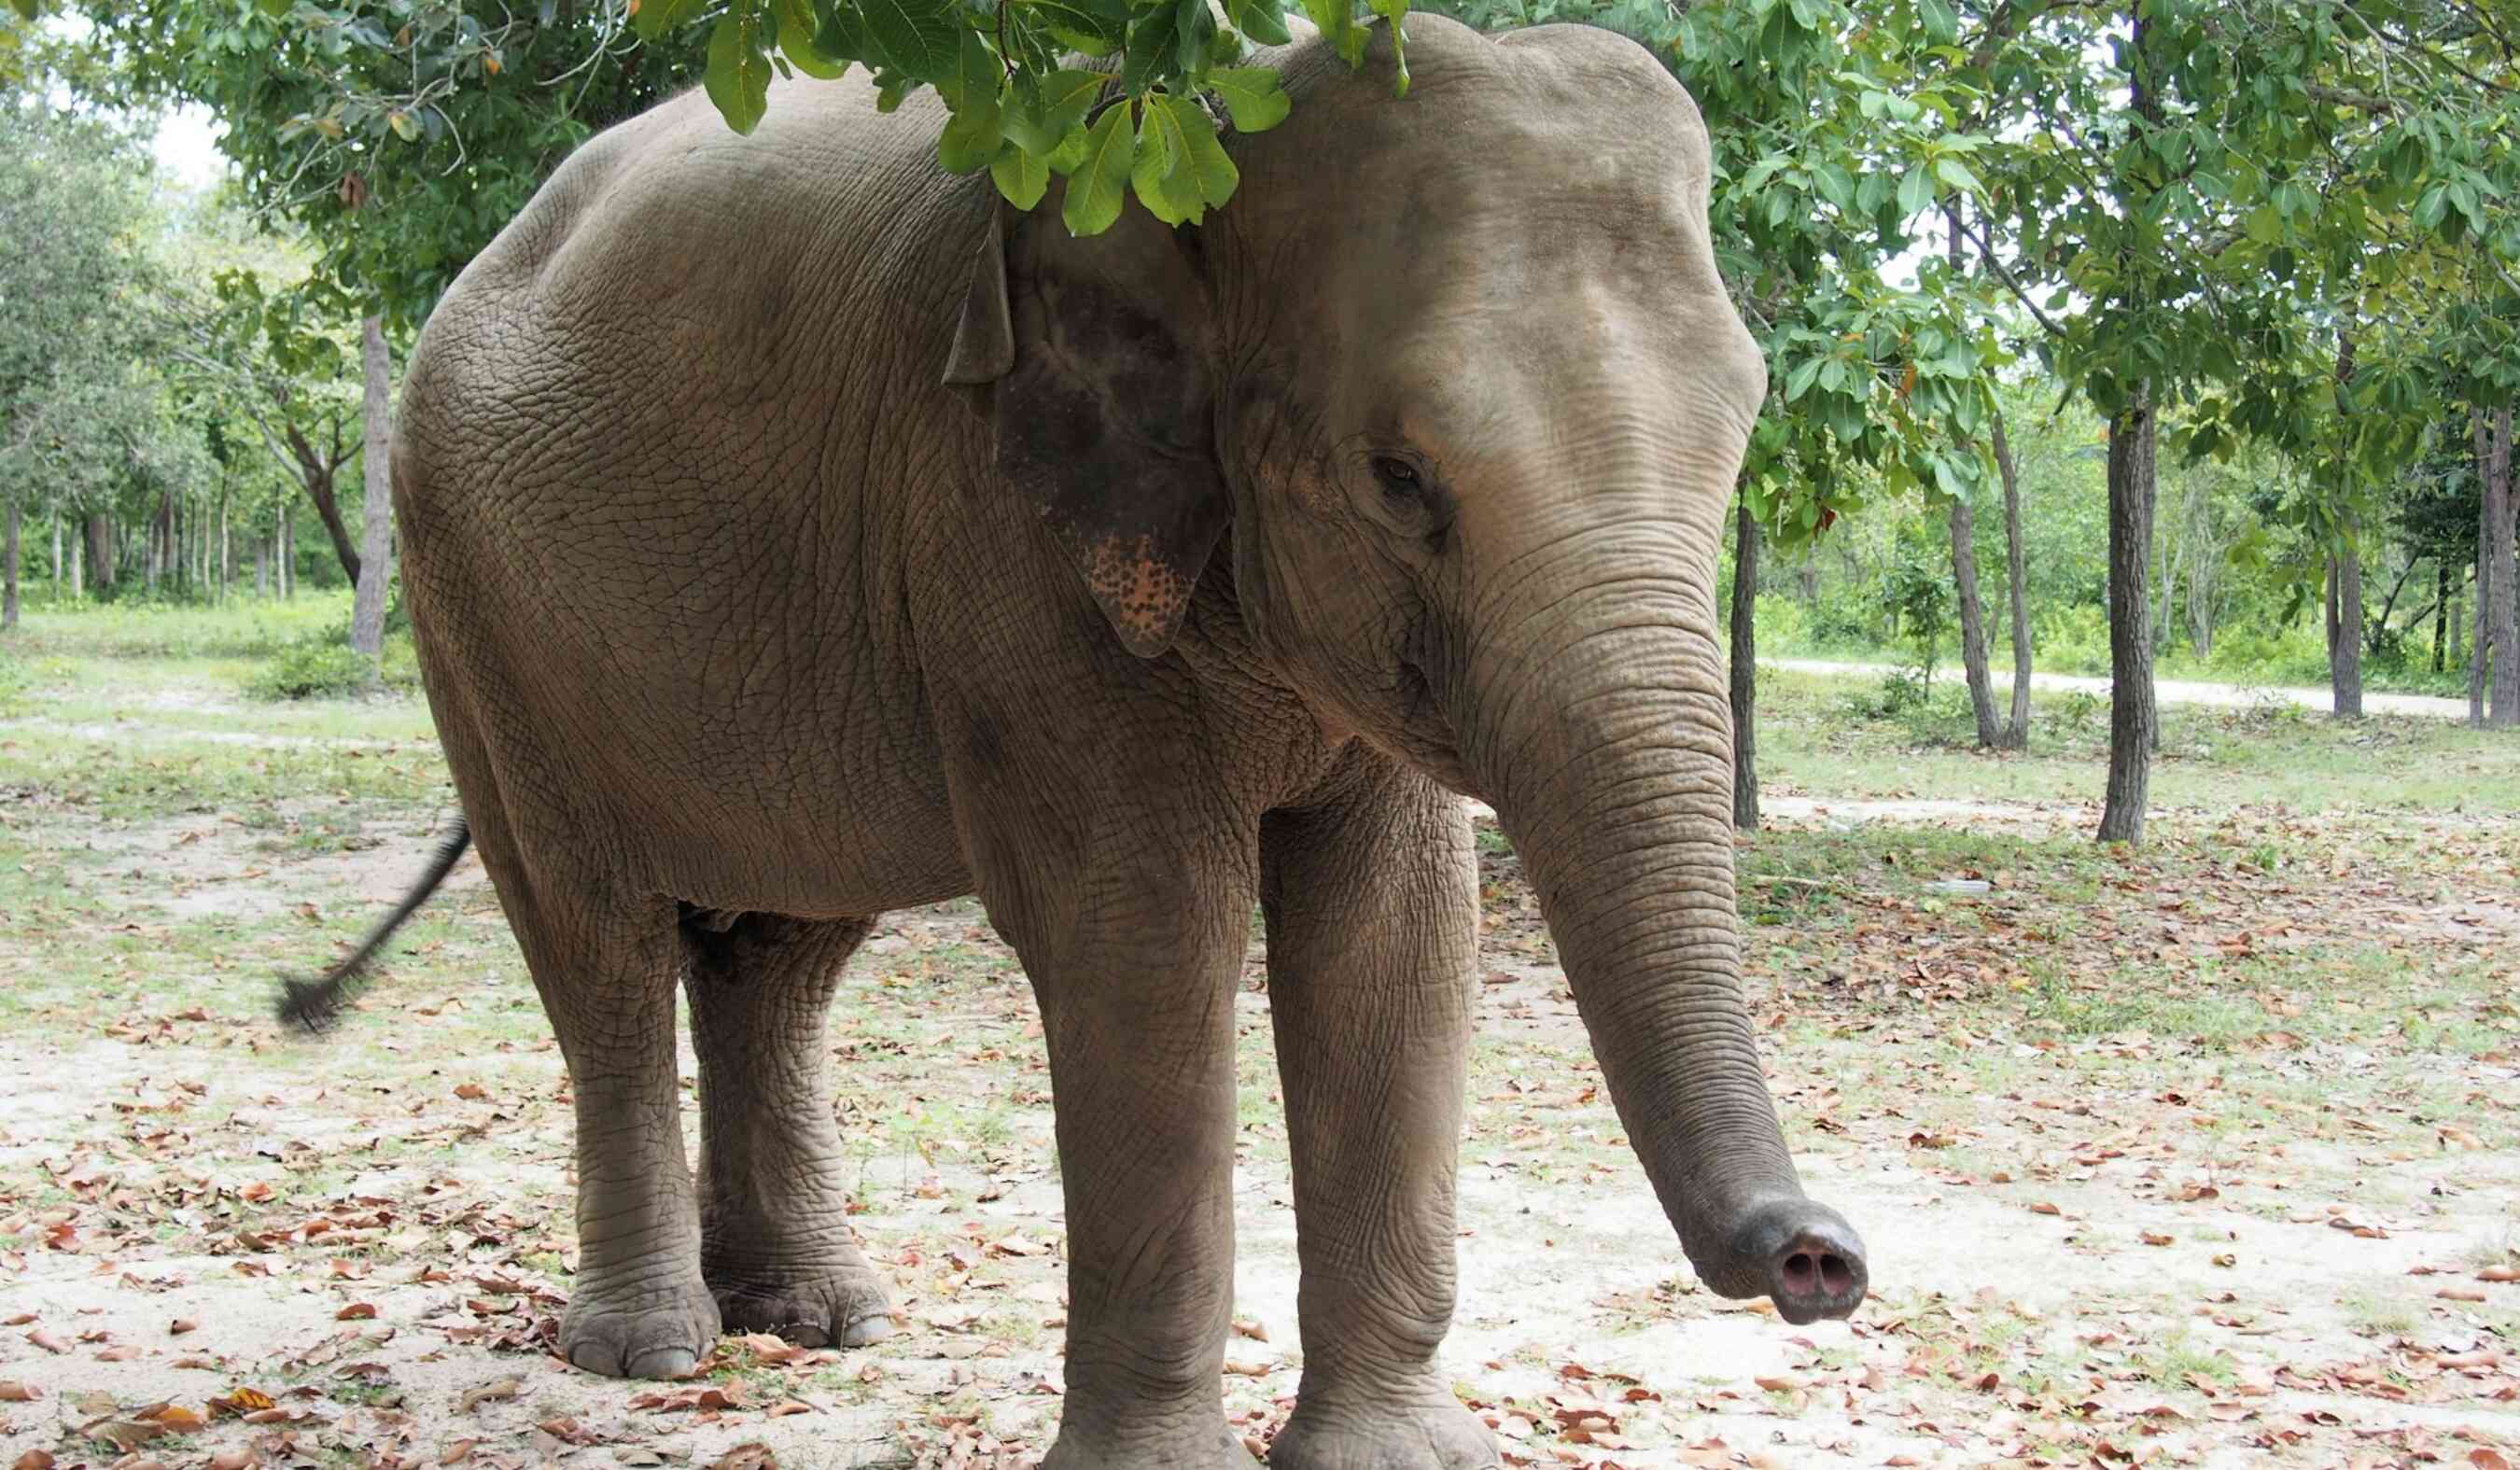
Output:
6 663 2519 1468
1767 657 2473 721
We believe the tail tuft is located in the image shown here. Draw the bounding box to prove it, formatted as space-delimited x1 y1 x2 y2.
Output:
273 818 472 1036
276 973 352 1033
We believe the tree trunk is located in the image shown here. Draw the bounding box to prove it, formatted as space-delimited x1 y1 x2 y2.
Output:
352 314 395 658
2476 415 2494 723
84 512 114 591
2328 542 2364 719
282 513 295 598
1993 413 2031 749
50 512 62 593
2489 407 2519 728
146 492 169 595
3 499 20 630
2436 561 2451 674
1949 492 2000 747
1729 499 1759 831
2098 392 2157 843
218 488 232 602
256 531 270 599
2154 509 2174 658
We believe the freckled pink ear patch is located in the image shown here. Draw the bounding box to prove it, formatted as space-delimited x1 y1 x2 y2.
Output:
1067 531 1194 657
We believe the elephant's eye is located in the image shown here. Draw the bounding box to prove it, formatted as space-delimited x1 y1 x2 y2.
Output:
1371 455 1423 497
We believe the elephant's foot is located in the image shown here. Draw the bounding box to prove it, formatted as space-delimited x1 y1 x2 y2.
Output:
1267 1393 1501 1470
706 1257 896 1349
1040 1418 1258 1470
559 1267 721 1379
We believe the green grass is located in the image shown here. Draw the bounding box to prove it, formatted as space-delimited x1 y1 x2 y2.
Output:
1755 668 2520 814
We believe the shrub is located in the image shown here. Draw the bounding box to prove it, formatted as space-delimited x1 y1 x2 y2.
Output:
1749 593 1813 652
248 640 379 701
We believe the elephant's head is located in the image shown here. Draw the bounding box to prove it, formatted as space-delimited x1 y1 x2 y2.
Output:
947 13 1866 1324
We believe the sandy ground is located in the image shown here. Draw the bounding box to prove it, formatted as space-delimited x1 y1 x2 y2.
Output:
1765 658 2474 721
0 801 2514 1469
3 666 2517 1468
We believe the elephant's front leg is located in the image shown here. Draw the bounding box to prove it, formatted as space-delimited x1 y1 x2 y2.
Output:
1260 764 1495 1470
983 833 1260 1470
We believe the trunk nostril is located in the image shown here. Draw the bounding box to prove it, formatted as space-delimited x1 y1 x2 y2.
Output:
1819 1253 1855 1297
1781 1251 1818 1295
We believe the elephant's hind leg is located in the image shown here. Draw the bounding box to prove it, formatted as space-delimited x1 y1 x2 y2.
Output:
681 911 896 1350
473 834 719 1379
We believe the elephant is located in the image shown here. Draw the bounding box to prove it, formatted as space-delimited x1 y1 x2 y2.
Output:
293 13 1868 1468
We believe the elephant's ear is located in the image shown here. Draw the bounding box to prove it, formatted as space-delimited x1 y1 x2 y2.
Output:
945 196 1230 659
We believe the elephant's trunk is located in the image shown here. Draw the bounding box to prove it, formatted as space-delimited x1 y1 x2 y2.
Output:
1452 543 1867 1324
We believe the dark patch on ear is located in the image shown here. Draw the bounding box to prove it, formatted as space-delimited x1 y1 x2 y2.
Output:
992 208 1230 657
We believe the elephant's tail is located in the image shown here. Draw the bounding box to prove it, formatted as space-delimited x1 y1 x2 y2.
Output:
277 817 473 1033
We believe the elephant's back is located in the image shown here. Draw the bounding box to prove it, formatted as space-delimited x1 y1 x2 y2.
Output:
392 71 984 917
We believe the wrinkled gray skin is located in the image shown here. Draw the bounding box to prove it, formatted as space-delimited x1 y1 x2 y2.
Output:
388 16 1864 1467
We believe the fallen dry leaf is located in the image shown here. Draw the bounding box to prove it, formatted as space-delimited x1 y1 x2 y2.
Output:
459 1379 521 1412
169 1319 198 1337
25 1327 68 1354
83 1419 168 1452
208 1388 276 1418
335 1302 378 1321
0 1382 37 1403
141 1404 206 1432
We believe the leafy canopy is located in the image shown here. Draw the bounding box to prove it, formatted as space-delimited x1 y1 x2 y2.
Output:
629 0 1386 232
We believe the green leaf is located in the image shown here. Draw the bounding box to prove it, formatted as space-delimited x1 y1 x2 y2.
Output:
1784 355 1824 402
1812 160 1855 211
860 0 959 84
1121 4 1181 94
1226 0 1293 47
939 96 1005 173
1132 106 1204 224
705 12 776 135
1304 0 1361 65
2413 183 2448 235
1896 166 1931 218
1932 156 1980 197
1154 92 1235 207
814 2 869 64
1176 0 1218 78
776 0 847 77
1916 0 1958 46
992 143 1052 209
633 0 710 41
1005 70 1106 154
1027 0 1127 54
1209 66 1290 132
1064 103 1136 236
1370 0 1408 95
1043 123 1092 175
937 29 999 110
